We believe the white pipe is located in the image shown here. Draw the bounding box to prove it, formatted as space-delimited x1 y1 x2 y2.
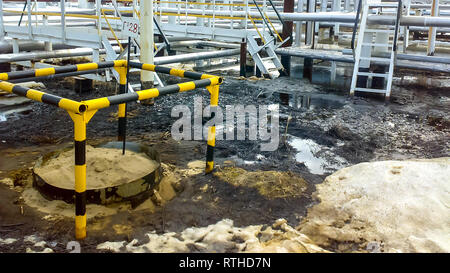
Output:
0 0 4 40
140 0 154 84
427 0 439 56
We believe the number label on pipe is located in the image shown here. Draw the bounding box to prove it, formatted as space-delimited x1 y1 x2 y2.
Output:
122 18 139 38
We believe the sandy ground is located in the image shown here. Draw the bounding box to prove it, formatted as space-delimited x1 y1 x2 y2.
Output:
0 68 448 253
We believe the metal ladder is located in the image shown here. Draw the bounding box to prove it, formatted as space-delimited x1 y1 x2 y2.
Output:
350 0 402 100
247 33 284 79
245 0 290 79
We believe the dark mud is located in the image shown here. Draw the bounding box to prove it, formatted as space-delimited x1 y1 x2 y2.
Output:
0 70 449 252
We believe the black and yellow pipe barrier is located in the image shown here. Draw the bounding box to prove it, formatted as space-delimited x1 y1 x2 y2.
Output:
0 61 222 240
0 81 86 114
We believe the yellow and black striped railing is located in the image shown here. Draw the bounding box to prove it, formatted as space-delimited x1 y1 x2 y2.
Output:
0 61 222 240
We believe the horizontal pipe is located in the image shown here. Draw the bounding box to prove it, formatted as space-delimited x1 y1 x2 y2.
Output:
154 7 450 27
154 48 241 65
0 40 75 54
275 48 450 73
0 42 240 63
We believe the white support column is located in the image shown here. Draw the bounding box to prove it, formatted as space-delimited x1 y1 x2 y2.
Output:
0 0 5 41
333 0 340 39
344 0 350 11
196 0 205 26
92 48 100 63
294 0 304 46
305 0 315 47
27 0 33 39
45 6 52 52
96 0 101 47
61 0 66 43
169 0 176 24
427 0 439 56
140 0 155 87
330 61 336 83
12 39 19 53
78 0 89 9
403 0 410 53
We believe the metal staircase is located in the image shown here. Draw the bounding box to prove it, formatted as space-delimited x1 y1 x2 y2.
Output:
245 0 291 79
350 0 402 100
247 34 283 79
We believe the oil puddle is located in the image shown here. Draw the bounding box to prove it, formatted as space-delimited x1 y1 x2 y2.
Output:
288 136 347 175
0 96 33 122
290 63 351 88
0 105 33 122
288 93 347 110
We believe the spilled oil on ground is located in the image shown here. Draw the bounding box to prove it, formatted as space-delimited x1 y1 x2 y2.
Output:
0 71 449 253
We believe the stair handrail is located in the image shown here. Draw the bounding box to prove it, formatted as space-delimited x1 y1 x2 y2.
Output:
392 0 402 52
251 0 275 41
351 0 363 54
266 0 292 43
18 1 28 26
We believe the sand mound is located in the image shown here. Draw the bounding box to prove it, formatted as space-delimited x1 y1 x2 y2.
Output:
34 145 159 190
299 158 450 253
97 218 328 253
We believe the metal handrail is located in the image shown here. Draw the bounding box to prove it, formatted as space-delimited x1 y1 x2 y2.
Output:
18 1 28 26
267 0 285 26
251 0 275 39
102 9 124 51
351 0 363 52
393 0 402 52
267 0 291 42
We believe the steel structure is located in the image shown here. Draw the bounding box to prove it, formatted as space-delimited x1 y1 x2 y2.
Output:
1 0 450 93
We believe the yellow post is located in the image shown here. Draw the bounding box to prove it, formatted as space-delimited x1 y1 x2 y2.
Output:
68 110 96 240
205 84 220 173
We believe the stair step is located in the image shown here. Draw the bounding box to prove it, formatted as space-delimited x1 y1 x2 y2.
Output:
362 43 392 47
357 72 388 77
365 29 394 33
359 56 391 63
261 56 276 61
354 87 387 94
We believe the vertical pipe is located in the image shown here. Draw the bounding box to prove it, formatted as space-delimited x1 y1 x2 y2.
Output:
403 0 410 53
344 0 350 11
240 41 247 77
78 0 89 8
0 0 5 41
205 85 219 174
330 61 336 84
122 37 132 154
427 0 438 56
169 0 176 24
140 0 155 89
196 0 205 26
305 0 315 46
73 113 87 240
96 0 101 47
280 0 294 76
294 0 303 46
61 0 66 43
27 0 32 39
304 0 315 81
332 0 340 40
